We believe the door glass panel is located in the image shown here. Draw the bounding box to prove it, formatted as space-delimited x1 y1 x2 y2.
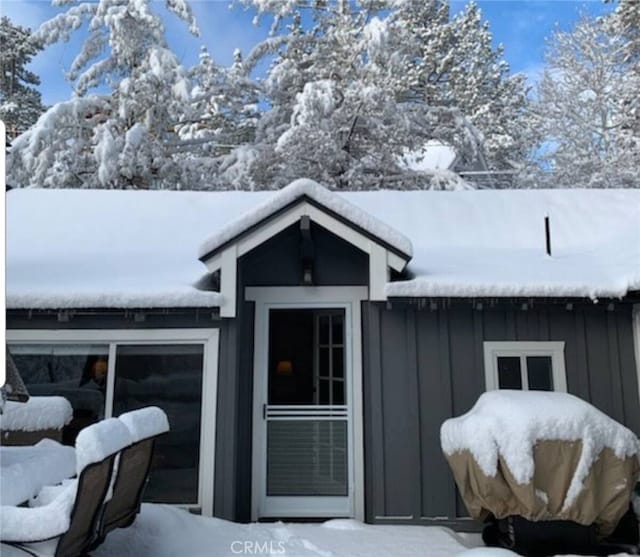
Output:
112 344 204 504
267 420 348 496
319 347 330 378
497 356 522 389
319 315 330 345
527 356 553 391
269 310 315 405
332 347 344 379
264 308 350 504
319 379 330 404
332 381 345 405
9 344 109 443
332 318 343 346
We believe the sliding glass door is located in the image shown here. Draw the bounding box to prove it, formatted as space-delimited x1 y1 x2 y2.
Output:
7 329 218 514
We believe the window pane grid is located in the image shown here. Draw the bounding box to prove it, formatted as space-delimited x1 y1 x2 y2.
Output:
495 351 555 391
314 312 346 405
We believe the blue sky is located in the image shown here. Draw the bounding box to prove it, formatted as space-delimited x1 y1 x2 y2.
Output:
0 0 615 106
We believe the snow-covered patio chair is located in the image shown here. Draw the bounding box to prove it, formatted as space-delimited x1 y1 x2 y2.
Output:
0 418 133 557
93 407 169 544
0 396 73 446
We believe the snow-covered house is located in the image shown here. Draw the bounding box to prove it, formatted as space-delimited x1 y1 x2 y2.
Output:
6 180 640 527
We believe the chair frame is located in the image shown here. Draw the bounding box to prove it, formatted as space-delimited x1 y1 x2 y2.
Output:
94 432 166 545
5 453 117 557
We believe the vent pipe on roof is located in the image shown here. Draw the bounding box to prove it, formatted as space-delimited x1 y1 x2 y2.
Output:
545 215 552 257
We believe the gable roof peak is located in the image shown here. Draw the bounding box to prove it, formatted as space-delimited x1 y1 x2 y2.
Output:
197 178 414 262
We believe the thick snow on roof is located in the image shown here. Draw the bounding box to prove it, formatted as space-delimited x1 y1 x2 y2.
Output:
6 185 640 309
441 390 640 510
375 189 640 299
7 188 228 309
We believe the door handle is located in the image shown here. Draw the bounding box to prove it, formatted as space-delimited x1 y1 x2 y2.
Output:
263 403 266 420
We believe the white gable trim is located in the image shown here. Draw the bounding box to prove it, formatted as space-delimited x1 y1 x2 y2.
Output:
203 201 409 317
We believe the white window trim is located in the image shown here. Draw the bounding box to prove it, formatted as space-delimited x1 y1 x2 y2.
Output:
633 305 640 406
6 328 219 517
246 286 366 522
203 201 409 317
483 341 567 392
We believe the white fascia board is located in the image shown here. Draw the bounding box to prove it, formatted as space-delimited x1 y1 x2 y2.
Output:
369 243 389 301
219 246 237 318
386 251 406 273
202 201 410 314
203 253 222 273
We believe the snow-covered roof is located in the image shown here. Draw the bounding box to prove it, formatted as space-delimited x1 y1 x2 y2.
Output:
6 185 640 309
198 179 413 260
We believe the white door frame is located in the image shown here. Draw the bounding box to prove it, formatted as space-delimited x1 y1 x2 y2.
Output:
6 328 219 516
634 305 640 405
246 286 367 521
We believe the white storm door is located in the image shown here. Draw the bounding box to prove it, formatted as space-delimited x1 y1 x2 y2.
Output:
252 303 355 519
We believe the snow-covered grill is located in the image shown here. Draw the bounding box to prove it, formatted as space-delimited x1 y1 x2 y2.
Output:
441 391 640 548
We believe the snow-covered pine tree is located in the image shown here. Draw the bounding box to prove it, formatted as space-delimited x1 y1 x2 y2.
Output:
8 0 202 189
606 0 640 61
605 0 640 151
533 15 639 188
0 17 45 143
389 0 532 182
222 0 473 191
176 46 260 189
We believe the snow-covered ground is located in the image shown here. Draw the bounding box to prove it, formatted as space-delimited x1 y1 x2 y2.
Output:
88 504 485 557
1 503 633 556
84 505 637 557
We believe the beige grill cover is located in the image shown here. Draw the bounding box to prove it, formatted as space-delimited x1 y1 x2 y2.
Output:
446 440 639 538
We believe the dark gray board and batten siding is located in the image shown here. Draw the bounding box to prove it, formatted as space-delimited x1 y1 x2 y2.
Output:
213 220 640 525
362 300 640 525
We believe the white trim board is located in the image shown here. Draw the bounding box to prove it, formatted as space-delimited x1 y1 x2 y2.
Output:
204 201 409 317
247 286 366 522
483 340 567 392
634 305 640 407
6 328 219 517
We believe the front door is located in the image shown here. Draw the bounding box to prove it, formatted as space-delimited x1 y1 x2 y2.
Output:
252 304 355 518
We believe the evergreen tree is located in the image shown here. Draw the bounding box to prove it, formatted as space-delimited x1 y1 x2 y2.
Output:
175 46 260 189
222 0 529 190
0 17 45 143
8 0 201 189
605 0 640 145
606 0 640 61
532 15 639 188
389 0 532 175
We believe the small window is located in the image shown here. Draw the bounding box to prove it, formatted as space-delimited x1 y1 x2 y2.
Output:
483 341 567 392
